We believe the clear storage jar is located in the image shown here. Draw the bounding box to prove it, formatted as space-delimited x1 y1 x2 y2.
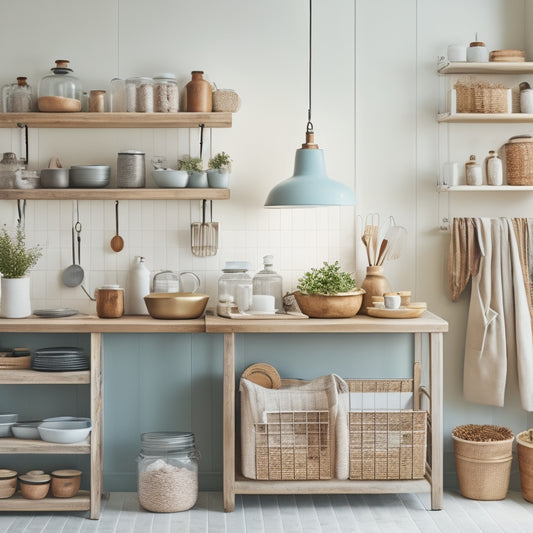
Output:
252 255 282 311
38 60 82 112
218 262 252 314
154 74 179 112
126 77 154 112
137 432 199 513
2 77 33 112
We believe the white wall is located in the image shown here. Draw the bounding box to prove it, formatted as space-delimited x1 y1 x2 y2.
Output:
0 0 355 311
3 0 533 489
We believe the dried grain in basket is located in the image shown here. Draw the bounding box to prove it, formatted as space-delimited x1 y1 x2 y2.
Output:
504 136 533 185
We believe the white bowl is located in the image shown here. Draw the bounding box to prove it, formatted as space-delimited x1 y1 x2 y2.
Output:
38 420 92 444
11 422 40 440
0 422 15 437
152 169 188 188
0 414 18 423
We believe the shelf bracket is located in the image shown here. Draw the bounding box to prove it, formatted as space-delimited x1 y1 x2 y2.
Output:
16 123 28 165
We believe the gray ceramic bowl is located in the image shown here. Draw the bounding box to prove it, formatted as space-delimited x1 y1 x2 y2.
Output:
0 414 18 423
0 422 15 437
152 169 188 188
38 419 92 444
207 169 229 188
69 165 111 188
11 421 41 440
40 168 70 188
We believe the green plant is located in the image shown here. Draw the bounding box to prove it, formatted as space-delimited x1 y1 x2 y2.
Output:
208 151 232 171
177 156 203 172
297 261 358 295
0 228 42 279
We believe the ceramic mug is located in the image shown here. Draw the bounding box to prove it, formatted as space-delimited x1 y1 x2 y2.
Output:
384 294 401 310
251 295 275 314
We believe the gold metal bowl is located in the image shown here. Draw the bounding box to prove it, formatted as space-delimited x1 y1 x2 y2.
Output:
144 292 209 319
294 289 365 318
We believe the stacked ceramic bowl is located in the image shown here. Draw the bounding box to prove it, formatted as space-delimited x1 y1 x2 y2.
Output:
69 165 110 188
0 414 18 437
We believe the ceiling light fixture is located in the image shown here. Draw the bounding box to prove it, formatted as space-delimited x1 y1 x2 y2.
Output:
264 0 355 208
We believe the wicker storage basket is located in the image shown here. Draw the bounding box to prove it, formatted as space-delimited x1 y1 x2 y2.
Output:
452 425 513 501
347 379 427 480
455 85 508 113
255 410 331 480
504 136 533 185
0 355 31 369
517 430 533 503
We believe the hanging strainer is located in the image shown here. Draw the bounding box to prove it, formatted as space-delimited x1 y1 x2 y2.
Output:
191 199 219 257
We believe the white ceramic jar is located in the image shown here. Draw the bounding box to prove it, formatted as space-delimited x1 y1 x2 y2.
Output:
520 82 533 113
485 150 503 186
466 41 489 62
465 155 482 186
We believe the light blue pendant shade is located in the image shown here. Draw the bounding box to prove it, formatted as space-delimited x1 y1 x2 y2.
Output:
264 148 355 207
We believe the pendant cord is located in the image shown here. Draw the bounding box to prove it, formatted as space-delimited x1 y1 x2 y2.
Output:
306 0 313 134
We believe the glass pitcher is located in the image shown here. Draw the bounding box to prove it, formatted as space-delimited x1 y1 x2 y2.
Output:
152 270 200 293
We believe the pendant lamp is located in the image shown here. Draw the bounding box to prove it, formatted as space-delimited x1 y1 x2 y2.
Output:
264 0 355 208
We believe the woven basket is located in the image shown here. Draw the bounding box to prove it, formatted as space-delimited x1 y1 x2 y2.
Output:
517 430 533 502
347 379 427 480
452 426 513 501
255 410 331 480
504 137 533 185
0 355 31 370
455 86 508 113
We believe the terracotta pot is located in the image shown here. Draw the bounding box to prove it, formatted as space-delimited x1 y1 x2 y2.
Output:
359 266 391 315
186 71 212 112
294 290 365 318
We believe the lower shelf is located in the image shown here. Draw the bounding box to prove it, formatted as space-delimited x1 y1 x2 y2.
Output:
234 473 431 495
0 490 90 512
0 437 90 454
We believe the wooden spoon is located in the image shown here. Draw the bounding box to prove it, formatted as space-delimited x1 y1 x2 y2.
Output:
110 200 124 252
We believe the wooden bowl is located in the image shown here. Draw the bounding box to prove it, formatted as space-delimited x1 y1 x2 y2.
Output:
294 290 365 318
51 469 82 498
144 293 209 319
19 474 50 499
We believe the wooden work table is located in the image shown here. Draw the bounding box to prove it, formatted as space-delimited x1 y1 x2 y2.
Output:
0 311 448 517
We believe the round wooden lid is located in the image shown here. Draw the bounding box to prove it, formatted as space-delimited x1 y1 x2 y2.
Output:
241 363 281 389
51 469 82 478
0 469 17 479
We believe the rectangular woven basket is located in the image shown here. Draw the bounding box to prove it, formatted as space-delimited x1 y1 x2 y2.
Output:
255 410 331 480
455 86 508 113
347 379 427 480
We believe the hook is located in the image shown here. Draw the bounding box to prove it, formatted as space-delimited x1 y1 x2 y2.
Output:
440 217 450 232
16 123 28 165
199 123 205 159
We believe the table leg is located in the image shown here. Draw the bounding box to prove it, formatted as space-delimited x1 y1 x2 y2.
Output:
430 332 443 510
223 333 235 512
90 333 103 519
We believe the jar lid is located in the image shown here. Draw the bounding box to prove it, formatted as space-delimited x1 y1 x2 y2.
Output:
0 469 17 480
223 261 252 272
154 73 177 80
51 469 82 478
141 431 196 454
98 284 123 290
469 41 486 47
19 473 51 484
118 150 145 155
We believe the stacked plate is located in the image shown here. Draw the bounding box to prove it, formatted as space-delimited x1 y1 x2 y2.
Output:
69 165 110 188
32 347 89 372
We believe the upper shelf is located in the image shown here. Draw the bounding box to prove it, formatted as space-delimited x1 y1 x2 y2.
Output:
438 61 533 75
438 112 533 123
438 185 533 192
0 112 232 129
0 188 230 201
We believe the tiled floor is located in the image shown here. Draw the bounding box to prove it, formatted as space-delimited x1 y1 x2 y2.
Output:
1 491 533 532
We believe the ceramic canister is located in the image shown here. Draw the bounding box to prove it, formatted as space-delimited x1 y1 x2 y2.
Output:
95 285 124 318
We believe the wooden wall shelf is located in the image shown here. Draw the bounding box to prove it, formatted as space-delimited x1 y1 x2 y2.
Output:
0 112 232 129
438 112 533 123
438 61 533 74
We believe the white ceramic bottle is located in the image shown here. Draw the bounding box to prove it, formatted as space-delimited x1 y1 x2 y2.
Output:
465 155 482 186
485 150 503 186
125 256 150 315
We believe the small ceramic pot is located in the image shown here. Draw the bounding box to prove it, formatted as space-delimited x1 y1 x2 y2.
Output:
19 473 51 499
187 171 208 188
207 169 229 188
51 469 82 498
0 470 17 499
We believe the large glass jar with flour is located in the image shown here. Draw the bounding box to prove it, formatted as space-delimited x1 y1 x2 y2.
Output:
38 60 82 112
137 432 199 513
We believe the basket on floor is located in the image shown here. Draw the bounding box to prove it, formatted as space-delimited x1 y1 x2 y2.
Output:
452 424 513 501
347 379 427 480
517 430 533 502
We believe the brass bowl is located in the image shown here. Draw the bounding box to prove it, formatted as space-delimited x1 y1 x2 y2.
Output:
294 290 365 318
144 292 209 319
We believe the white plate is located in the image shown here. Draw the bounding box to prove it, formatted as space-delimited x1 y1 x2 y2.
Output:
244 309 278 316
33 308 78 318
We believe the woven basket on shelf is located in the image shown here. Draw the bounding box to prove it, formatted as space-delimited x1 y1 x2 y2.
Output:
517 430 533 503
455 85 508 113
504 137 533 185
452 425 513 501
347 379 427 481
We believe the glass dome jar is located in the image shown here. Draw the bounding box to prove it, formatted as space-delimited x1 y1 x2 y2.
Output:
154 74 179 112
38 60 82 112
2 77 33 112
252 255 283 311
137 432 199 513
218 261 253 314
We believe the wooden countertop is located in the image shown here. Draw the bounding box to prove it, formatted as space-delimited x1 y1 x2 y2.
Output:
0 311 448 334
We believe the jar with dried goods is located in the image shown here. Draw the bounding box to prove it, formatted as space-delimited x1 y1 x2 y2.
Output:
2 77 33 112
38 60 82 112
154 74 179 112
186 71 212 112
465 154 482 185
137 432 199 513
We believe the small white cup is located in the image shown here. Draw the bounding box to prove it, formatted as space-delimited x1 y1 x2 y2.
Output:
251 294 275 313
384 294 401 310
236 284 252 313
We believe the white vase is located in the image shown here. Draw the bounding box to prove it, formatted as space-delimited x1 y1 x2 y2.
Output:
1 277 31 318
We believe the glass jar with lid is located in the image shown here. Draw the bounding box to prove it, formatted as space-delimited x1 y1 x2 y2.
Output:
252 255 283 311
154 74 179 112
137 431 199 513
218 261 253 314
38 60 82 112
125 77 154 112
2 77 33 112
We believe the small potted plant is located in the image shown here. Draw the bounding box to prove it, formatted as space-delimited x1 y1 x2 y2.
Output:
0 228 42 318
294 261 365 318
177 156 207 188
207 151 232 188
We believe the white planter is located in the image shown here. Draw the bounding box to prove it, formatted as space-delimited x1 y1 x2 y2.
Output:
1 277 31 318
